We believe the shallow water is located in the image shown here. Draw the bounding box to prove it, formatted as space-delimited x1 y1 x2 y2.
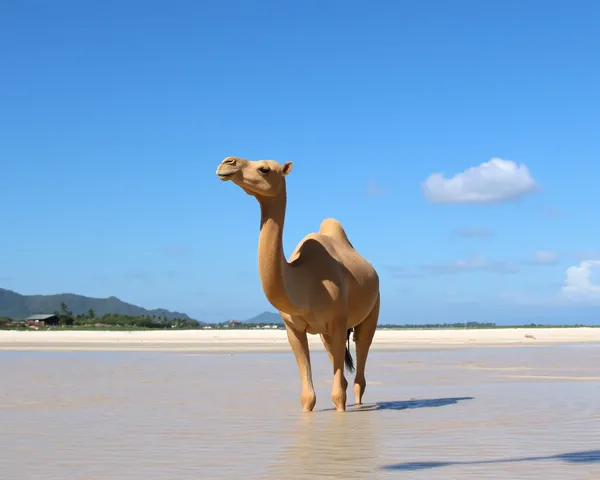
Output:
0 345 599 479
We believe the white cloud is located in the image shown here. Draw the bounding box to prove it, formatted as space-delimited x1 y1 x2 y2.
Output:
527 250 559 265
422 157 538 204
421 255 519 275
561 260 600 303
502 261 600 307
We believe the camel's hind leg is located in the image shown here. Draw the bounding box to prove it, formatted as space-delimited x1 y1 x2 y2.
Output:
321 333 353 374
319 334 334 364
329 317 350 412
352 293 380 405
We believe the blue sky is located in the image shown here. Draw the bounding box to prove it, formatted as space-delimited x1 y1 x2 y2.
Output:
1 0 600 324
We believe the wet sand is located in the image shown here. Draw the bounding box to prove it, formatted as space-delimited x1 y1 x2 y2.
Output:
0 343 598 479
0 327 599 352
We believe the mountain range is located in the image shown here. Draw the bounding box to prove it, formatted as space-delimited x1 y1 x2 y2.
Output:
0 288 285 324
0 288 194 320
243 311 283 324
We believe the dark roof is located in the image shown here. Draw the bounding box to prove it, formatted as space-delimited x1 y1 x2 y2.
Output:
26 314 58 321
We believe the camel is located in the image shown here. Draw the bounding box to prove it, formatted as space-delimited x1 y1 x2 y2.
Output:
216 157 380 412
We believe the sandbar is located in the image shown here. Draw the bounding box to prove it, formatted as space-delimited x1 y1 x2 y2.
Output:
0 327 598 352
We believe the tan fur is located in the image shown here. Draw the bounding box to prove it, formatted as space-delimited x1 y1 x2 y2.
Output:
216 157 380 412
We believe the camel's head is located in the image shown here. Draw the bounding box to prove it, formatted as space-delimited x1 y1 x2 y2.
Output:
216 157 293 198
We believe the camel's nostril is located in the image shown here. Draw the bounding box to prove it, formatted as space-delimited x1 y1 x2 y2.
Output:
224 158 236 166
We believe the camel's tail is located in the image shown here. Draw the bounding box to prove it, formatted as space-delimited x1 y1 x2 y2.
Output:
345 328 355 373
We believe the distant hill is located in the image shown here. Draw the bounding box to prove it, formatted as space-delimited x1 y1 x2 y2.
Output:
244 311 283 324
0 288 195 321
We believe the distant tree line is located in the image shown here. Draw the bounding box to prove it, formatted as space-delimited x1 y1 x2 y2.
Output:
54 302 199 328
378 321 497 329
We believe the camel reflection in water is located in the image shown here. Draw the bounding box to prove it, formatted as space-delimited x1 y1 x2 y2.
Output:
263 396 475 479
265 407 378 480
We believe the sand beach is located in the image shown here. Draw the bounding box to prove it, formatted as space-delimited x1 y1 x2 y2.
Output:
0 326 599 352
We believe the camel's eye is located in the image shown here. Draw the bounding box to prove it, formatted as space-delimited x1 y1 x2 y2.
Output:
258 166 270 175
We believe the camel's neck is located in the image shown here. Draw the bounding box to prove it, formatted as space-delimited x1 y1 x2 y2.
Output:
257 184 301 315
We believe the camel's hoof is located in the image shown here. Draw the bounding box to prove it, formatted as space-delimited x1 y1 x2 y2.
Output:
331 392 347 412
301 393 316 412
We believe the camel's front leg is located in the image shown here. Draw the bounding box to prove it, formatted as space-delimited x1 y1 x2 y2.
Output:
330 319 349 412
285 323 316 412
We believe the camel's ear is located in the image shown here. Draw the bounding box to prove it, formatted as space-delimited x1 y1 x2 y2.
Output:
282 161 293 176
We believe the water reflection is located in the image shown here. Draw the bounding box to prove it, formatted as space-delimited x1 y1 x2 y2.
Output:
266 409 378 479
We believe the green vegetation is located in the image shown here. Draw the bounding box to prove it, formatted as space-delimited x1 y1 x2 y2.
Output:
378 321 497 329
377 323 595 329
0 301 200 330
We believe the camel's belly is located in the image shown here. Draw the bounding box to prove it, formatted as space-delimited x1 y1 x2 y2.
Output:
297 266 378 330
282 285 377 334
282 312 328 335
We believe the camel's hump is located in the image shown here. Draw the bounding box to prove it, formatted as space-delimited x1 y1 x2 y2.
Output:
319 218 355 250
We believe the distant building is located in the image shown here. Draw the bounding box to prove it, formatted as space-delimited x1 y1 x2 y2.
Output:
25 314 60 327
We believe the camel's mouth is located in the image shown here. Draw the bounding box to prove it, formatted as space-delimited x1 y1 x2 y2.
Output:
217 172 234 180
216 167 237 181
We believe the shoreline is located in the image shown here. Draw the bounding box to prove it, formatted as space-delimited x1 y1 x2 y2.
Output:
0 327 599 352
